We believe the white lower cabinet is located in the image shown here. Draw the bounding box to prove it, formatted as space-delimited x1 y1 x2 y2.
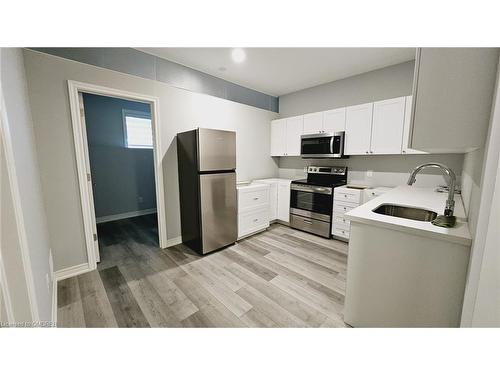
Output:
253 178 292 223
237 183 270 239
277 180 291 222
332 186 364 241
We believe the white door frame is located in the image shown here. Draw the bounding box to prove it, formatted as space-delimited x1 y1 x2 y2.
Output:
67 80 167 270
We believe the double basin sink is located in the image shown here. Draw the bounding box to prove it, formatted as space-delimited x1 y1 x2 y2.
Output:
372 204 438 222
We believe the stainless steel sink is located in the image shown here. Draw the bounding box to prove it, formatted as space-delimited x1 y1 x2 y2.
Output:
372 204 438 222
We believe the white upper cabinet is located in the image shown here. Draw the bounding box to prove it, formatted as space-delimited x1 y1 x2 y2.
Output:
270 119 286 156
270 116 303 156
402 96 426 154
303 112 324 134
370 97 406 154
285 116 304 156
410 48 498 153
323 107 346 133
345 103 374 155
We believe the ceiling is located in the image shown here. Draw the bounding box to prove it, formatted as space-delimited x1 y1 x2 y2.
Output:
137 48 416 97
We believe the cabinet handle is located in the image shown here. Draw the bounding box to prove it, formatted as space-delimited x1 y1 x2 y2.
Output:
303 219 313 224
365 151 369 154
402 150 406 154
370 151 373 154
253 197 259 200
344 194 348 198
253 219 259 222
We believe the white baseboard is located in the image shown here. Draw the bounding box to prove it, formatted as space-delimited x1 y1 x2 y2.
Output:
54 263 91 282
165 236 182 248
96 208 157 224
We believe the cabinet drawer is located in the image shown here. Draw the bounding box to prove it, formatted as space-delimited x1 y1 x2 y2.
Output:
333 226 350 239
334 189 362 204
333 213 350 227
333 201 358 214
238 187 269 212
238 207 270 237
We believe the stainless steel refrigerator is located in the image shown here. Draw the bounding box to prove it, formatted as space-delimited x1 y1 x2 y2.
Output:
177 128 237 254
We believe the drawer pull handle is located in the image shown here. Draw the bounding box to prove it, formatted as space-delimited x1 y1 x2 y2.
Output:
253 197 259 200
253 218 259 222
303 219 313 224
344 194 348 198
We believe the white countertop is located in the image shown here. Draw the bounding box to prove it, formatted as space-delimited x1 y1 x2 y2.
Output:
236 182 268 190
344 186 472 246
253 178 294 183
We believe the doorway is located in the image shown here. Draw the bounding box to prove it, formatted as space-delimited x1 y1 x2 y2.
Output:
68 81 166 270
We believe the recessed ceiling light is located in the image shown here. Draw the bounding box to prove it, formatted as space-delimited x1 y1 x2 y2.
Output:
231 48 246 63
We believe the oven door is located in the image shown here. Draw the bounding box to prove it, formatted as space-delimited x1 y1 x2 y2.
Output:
290 184 333 222
301 132 344 158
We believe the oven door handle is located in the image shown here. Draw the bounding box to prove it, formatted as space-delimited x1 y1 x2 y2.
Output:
290 184 332 195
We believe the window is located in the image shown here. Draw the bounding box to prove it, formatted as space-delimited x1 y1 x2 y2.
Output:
122 109 153 149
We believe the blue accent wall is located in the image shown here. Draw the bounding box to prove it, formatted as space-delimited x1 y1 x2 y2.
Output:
31 48 279 112
82 93 156 219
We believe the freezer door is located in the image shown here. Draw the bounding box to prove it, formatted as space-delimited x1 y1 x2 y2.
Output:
197 128 236 172
199 172 237 253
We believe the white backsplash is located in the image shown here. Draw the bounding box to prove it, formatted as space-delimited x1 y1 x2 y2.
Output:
277 154 465 189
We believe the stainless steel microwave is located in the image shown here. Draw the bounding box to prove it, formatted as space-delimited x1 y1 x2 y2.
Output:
300 132 345 158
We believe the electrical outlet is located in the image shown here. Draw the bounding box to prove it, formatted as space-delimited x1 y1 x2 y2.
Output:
366 170 373 178
138 196 144 203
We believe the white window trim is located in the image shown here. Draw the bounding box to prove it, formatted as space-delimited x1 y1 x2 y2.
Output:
122 109 153 149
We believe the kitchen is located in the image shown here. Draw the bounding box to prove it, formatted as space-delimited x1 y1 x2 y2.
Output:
2 47 494 331
3 2 500 374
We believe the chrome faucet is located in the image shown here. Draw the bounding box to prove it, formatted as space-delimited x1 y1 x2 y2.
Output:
407 163 456 217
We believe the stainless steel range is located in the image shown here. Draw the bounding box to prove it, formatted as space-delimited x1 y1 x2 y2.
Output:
289 166 347 238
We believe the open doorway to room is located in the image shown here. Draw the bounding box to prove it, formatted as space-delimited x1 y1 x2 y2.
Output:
68 81 166 271
81 93 159 266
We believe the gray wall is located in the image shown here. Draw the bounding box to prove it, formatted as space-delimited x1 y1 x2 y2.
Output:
1 48 53 322
82 93 156 219
23 49 279 271
461 58 500 325
279 60 415 117
1 123 32 322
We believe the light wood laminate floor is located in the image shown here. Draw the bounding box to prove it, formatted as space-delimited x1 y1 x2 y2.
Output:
57 215 349 327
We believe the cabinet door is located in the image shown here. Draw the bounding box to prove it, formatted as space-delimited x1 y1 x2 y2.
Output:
345 103 373 155
402 96 426 154
303 112 323 134
285 116 304 156
277 182 291 222
323 107 346 133
268 183 278 221
411 48 498 152
371 97 405 155
270 119 286 156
